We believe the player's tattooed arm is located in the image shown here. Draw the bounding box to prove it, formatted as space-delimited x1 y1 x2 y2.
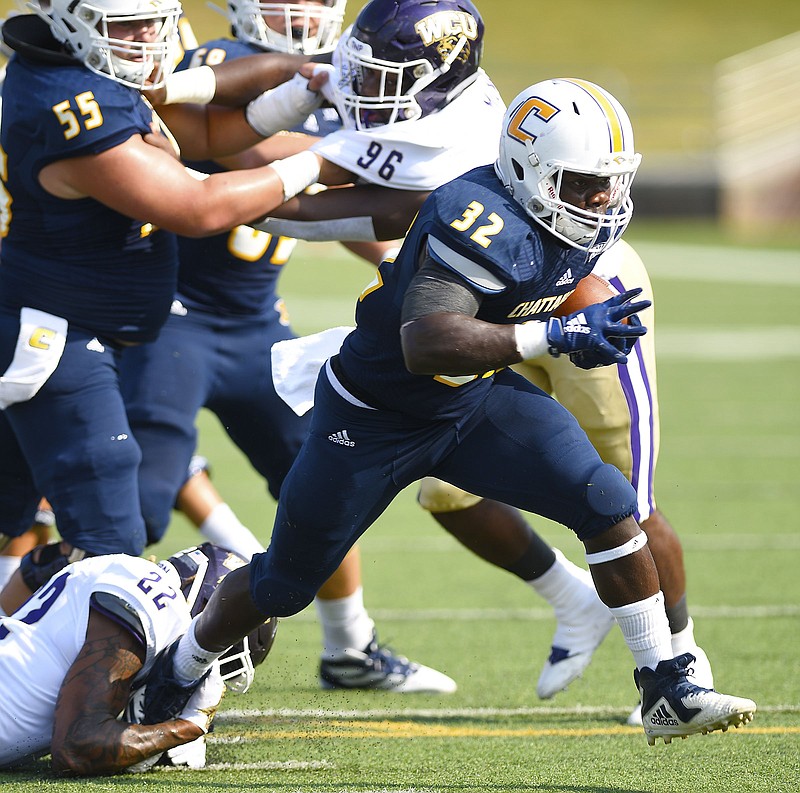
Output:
50 609 202 776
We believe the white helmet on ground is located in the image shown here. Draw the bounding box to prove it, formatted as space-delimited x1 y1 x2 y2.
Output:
159 543 277 694
46 0 182 89
226 0 346 55
495 77 641 254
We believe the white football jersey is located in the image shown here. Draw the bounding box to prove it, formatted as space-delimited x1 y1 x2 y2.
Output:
0 555 190 767
590 238 641 282
311 69 506 191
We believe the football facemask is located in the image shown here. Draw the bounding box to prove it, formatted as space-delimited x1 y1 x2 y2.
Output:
218 617 279 693
331 0 484 130
46 0 182 89
225 0 346 55
495 78 641 254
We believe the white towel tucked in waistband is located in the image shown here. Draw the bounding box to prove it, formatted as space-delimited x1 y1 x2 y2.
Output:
271 325 354 416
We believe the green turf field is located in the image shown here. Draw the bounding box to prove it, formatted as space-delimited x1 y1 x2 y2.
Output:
3 228 797 793
1 2 798 789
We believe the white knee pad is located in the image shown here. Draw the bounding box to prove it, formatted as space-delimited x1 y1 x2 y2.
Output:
417 477 482 513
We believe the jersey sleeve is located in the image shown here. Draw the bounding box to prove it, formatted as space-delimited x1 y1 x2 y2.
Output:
88 557 190 679
37 69 154 163
418 173 534 294
90 591 147 646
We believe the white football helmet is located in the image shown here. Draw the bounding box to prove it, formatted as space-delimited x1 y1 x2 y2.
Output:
495 78 641 254
46 0 182 89
158 543 278 695
226 0 346 55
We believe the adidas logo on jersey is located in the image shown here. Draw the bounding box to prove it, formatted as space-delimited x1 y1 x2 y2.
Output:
555 268 575 287
648 703 679 727
328 430 355 447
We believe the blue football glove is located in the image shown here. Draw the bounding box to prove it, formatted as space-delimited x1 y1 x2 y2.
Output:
546 288 650 369
568 314 644 369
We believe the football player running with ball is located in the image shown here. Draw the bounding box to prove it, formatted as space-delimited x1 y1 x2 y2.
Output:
143 78 757 747
243 0 716 718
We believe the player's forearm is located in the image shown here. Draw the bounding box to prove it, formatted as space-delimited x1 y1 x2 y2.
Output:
50 717 202 776
147 53 310 108
158 104 263 161
401 313 521 375
139 153 321 238
261 185 426 241
205 52 310 106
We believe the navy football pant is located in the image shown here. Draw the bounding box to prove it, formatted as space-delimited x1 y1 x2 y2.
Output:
250 366 637 616
119 306 310 544
0 316 145 554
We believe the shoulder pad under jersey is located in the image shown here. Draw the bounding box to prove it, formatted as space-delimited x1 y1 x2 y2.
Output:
1 14 76 66
90 591 146 646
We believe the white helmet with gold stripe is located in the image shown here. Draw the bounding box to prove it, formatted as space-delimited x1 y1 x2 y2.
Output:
495 78 641 254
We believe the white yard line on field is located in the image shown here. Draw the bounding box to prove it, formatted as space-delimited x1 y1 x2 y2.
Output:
217 703 798 721
281 604 800 622
632 241 800 285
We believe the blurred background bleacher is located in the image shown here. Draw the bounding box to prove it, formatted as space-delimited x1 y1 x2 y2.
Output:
1 0 798 242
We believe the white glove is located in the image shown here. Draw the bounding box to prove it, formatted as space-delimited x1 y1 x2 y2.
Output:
177 663 225 733
245 72 325 138
310 62 338 106
163 735 207 769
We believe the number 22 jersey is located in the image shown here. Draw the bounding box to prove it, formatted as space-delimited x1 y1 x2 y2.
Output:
0 555 189 767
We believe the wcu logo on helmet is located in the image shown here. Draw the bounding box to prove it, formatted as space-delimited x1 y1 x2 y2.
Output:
331 0 484 130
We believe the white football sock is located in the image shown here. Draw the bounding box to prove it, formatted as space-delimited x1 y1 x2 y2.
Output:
609 591 673 671
527 548 594 617
670 616 698 653
314 586 375 659
173 620 224 685
198 503 265 561
0 556 21 592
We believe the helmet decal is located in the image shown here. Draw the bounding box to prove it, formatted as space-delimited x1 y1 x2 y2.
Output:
506 97 560 144
414 10 478 66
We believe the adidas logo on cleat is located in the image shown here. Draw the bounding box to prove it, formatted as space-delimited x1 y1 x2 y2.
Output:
648 704 679 727
328 430 355 447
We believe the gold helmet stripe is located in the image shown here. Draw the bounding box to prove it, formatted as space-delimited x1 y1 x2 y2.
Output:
562 78 625 153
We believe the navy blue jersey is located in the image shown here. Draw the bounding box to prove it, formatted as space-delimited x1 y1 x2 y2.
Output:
339 164 597 420
0 52 177 343
174 38 342 317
